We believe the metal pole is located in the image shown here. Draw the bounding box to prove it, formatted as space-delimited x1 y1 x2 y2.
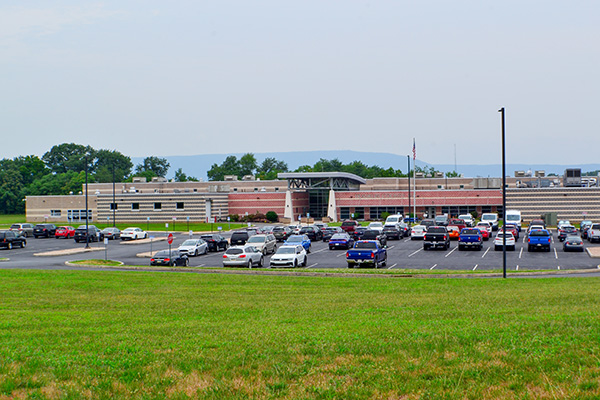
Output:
499 107 507 278
85 156 90 249
112 164 116 227
407 155 411 224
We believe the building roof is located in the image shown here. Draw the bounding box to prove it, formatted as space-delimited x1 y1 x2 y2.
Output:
277 172 367 185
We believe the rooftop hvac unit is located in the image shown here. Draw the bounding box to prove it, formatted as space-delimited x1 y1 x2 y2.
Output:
242 175 255 181
535 170 545 177
151 177 168 183
132 177 147 183
224 175 238 181
434 172 444 178
514 171 525 177
415 172 425 178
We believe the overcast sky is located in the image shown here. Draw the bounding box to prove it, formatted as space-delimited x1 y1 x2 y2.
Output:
1 1 599 165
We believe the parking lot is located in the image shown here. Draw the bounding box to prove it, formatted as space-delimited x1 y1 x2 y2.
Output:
2 228 600 272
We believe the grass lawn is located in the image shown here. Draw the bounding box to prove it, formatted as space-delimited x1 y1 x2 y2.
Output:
1 271 600 399
68 259 123 267
0 214 26 228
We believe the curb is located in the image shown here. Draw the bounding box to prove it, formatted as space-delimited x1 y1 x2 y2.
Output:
0 258 9 262
119 237 169 245
34 247 105 257
65 260 124 267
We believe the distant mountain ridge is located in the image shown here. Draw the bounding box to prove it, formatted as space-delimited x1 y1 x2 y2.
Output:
131 151 600 181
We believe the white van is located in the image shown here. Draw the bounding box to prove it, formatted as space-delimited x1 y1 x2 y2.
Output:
481 213 499 231
384 214 403 228
505 210 522 231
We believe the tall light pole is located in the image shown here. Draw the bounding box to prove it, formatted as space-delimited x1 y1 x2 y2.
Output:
407 155 411 223
85 156 90 249
499 107 506 278
112 164 116 227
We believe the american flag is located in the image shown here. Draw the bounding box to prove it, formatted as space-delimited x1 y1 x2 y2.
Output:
412 139 416 161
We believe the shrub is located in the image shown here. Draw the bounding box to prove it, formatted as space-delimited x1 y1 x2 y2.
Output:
266 211 278 222
228 214 240 222
380 212 390 221
471 211 478 220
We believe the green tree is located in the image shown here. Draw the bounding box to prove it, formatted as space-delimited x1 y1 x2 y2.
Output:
13 155 48 186
93 150 133 183
135 156 170 177
174 168 199 182
27 171 88 196
0 161 25 214
42 143 95 174
239 153 258 177
207 156 241 181
445 171 460 178
256 157 288 180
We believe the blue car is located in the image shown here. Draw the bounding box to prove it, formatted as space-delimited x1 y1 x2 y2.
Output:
329 233 354 250
284 234 311 253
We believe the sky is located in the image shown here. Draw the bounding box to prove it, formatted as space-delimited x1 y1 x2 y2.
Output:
1 1 599 166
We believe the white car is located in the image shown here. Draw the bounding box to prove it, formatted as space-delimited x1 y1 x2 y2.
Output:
481 213 499 231
269 245 307 268
494 232 516 251
476 221 492 235
557 220 571 230
222 245 264 268
246 234 277 255
458 214 474 227
410 225 427 240
527 224 545 235
178 239 208 256
120 227 147 240
367 222 384 233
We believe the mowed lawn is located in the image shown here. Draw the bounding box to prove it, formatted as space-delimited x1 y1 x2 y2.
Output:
1 271 600 399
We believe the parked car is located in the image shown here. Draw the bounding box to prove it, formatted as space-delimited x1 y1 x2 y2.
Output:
458 228 483 251
530 219 546 229
55 226 76 239
362 229 387 247
494 232 516 251
322 226 343 242
9 223 34 237
476 222 492 237
273 226 293 242
527 224 546 236
447 225 460 240
246 228 259 237
340 220 360 234
398 222 411 237
101 227 121 240
150 249 189 266
230 231 250 246
384 214 403 229
299 226 323 241
33 224 57 238
423 226 450 250
558 225 578 242
352 226 368 241
449 219 466 231
474 224 490 241
382 225 402 240
120 227 147 240
0 230 27 249
328 233 354 250
434 215 449 227
200 234 229 251
564 235 585 252
259 226 275 234
420 219 436 229
557 220 572 231
178 239 208 256
458 214 474 227
588 224 600 243
367 222 384 233
284 234 311 252
580 220 593 239
502 224 520 240
246 234 277 255
269 245 307 268
222 245 264 267
410 225 427 240
74 225 104 243
527 229 552 252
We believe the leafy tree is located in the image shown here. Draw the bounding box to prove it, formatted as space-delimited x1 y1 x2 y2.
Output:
93 150 133 183
174 168 199 182
13 155 48 186
239 153 257 177
42 143 95 174
207 156 241 181
26 171 88 196
256 157 288 180
445 171 460 178
294 165 313 173
135 156 170 177
0 161 25 214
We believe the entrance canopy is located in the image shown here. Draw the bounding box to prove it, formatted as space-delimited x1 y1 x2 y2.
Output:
277 172 366 191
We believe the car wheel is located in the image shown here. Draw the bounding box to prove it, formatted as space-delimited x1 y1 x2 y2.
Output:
185 259 189 266
144 233 148 239
20 241 25 248
347 262 353 268
381 256 387 267
258 256 263 267
7 243 12 250
203 247 208 255
194 249 198 257
307 246 311 254
263 248 267 255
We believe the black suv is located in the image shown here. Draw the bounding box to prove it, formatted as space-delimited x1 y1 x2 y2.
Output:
74 225 104 243
33 224 57 238
299 226 323 241
230 231 250 246
0 230 27 249
382 226 401 240
362 229 387 247
200 234 229 251
273 226 292 242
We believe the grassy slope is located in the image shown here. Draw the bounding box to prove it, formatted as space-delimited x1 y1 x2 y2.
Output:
1 271 600 399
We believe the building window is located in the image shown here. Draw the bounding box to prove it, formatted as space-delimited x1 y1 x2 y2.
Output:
193 188 197 192
154 202 162 210
110 203 118 210
481 206 492 214
132 203 140 210
369 207 404 220
50 209 61 217
176 202 184 210
340 207 350 220
353 208 364 220
67 209 91 221
233 188 238 192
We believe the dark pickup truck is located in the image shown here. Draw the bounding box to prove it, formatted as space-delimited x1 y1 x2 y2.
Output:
458 228 483 251
346 240 387 268
423 226 450 250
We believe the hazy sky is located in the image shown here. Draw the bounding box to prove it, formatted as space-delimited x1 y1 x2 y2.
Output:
2 1 599 165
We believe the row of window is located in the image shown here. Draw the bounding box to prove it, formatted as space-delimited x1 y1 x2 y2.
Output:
110 202 186 211
340 206 502 220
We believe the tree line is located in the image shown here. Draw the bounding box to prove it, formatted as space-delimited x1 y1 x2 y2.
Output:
0 143 193 214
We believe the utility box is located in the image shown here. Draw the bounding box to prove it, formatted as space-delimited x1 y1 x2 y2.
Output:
542 212 557 227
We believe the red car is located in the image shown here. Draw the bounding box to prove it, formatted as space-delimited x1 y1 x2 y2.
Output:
475 226 490 241
449 219 466 231
55 226 75 239
501 224 520 240
340 220 360 233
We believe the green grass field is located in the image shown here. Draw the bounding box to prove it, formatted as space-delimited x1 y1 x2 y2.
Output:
2 270 600 399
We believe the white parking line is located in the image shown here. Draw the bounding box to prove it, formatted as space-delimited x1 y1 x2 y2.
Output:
516 264 519 271
473 264 478 271
336 252 346 257
388 263 397 270
482 247 490 258
306 263 318 269
430 264 437 270
311 248 327 254
387 245 395 250
445 247 457 258
557 265 561 270
519 248 523 259
408 249 422 257
554 249 558 259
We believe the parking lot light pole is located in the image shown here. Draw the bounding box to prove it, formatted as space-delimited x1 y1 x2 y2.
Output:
499 107 507 278
85 156 90 249
407 155 411 225
112 165 116 227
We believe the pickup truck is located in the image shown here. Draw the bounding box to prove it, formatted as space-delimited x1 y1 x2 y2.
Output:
346 240 387 268
527 229 552 252
458 228 483 250
423 226 450 250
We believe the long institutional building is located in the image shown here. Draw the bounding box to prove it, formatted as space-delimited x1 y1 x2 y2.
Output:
25 170 600 224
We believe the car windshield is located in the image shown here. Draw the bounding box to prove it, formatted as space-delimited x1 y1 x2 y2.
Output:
435 216 446 222
482 215 496 221
355 242 377 249
530 230 549 237
287 236 302 242
386 217 399 223
462 229 480 235
369 222 382 227
330 234 347 240
276 247 296 254
497 233 513 239
181 240 197 246
341 221 355 226
506 215 520 221
10 224 20 229
247 236 266 243
225 248 244 255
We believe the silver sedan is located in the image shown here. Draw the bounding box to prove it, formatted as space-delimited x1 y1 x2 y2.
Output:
222 245 264 268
